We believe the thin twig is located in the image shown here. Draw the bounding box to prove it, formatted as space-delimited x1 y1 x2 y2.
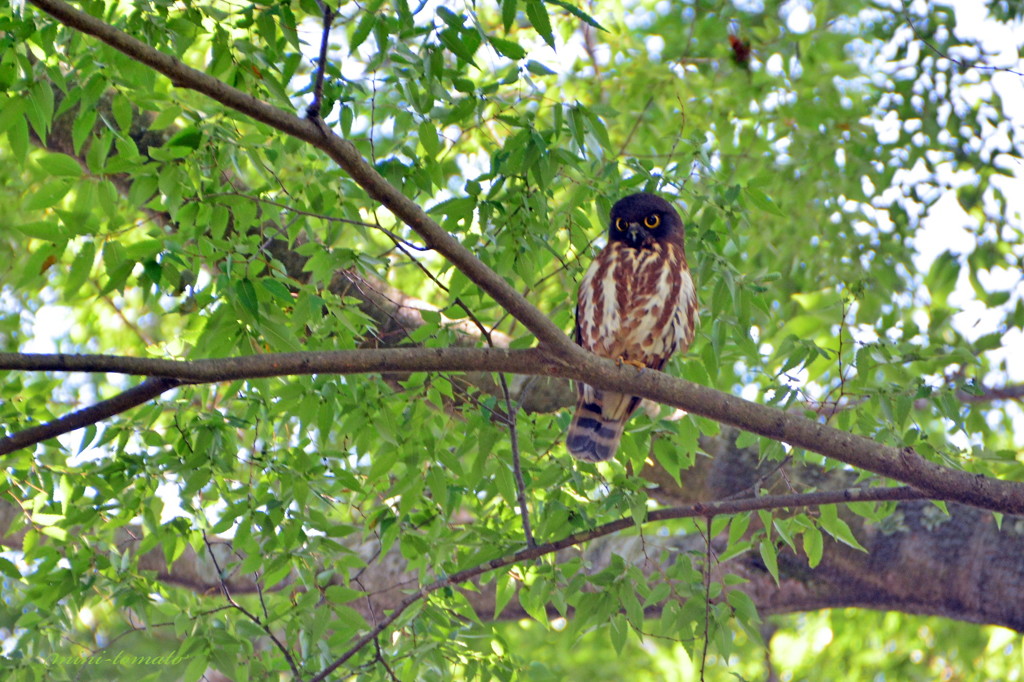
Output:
202 532 301 679
699 515 712 682
374 637 399 681
306 1 335 126
194 191 431 250
616 96 654 157
580 1 602 80
900 4 1024 77
451 298 536 548
501 371 535 547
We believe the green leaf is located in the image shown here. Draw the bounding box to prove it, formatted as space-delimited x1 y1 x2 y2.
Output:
494 571 516 620
71 107 97 155
726 589 760 625
6 115 28 163
26 81 54 143
925 251 960 307
728 512 751 547
501 0 517 31
545 0 606 30
14 221 66 241
234 278 260 320
65 241 96 296
803 525 823 568
0 557 21 579
518 580 550 624
525 0 554 47
112 93 133 132
30 512 64 526
0 96 26 135
818 504 867 552
489 36 526 60
165 127 204 150
419 120 442 155
436 6 462 27
325 585 366 604
525 60 556 75
744 187 784 216
439 26 480 65
759 539 779 585
609 612 628 654
23 180 74 211
350 10 377 53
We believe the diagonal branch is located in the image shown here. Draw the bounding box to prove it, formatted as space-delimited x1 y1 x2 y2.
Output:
26 0 576 358
0 377 180 456
311 484 926 680
563 350 1024 515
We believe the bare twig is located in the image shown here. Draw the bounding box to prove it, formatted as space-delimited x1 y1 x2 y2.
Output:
374 637 399 681
900 4 1024 77
202 532 301 679
616 96 654 157
306 1 336 129
449 300 536 549
501 371 535 548
195 191 432 250
700 515 712 682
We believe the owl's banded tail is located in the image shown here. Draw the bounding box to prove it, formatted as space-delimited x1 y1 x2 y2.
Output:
566 396 629 462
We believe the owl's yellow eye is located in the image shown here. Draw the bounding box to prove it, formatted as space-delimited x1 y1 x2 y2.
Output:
644 214 661 229
614 217 627 231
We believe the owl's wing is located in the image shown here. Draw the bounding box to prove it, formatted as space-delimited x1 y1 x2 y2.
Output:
567 242 697 461
568 245 640 460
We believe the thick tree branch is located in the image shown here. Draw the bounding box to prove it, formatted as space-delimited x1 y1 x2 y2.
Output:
0 349 553 384
0 349 556 455
5 344 1024 514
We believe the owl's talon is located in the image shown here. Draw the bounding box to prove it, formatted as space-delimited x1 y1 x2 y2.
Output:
615 356 647 371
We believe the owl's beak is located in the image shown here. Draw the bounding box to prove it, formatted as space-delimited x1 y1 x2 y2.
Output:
625 222 645 246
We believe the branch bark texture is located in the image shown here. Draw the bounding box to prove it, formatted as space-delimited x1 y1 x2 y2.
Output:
5 349 1024 516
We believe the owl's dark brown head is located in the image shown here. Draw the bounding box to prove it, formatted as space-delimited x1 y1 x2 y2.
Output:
608 192 684 250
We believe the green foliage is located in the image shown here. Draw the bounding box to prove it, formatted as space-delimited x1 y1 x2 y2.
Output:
0 0 1022 679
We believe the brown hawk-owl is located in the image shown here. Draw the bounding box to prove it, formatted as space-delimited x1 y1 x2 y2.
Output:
567 192 698 462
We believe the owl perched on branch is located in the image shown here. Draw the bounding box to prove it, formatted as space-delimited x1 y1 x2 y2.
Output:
567 192 698 462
